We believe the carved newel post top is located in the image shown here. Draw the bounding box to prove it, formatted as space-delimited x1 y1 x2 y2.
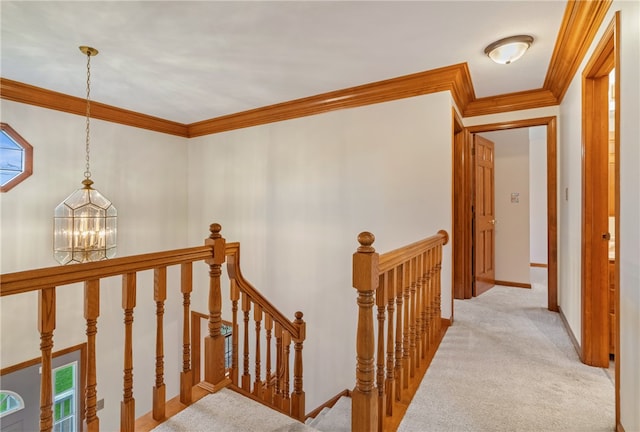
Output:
209 223 222 239
438 229 449 245
357 232 375 253
294 311 304 321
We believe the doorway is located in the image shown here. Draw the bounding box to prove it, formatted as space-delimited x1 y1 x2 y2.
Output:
581 19 620 428
454 117 558 312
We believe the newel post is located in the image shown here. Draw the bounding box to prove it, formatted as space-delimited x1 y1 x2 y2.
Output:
200 223 231 392
352 232 379 432
291 311 306 421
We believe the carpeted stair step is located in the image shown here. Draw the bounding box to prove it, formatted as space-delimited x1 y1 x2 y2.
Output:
305 407 330 427
307 396 351 432
151 388 317 432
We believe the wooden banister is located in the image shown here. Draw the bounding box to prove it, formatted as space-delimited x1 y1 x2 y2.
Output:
0 222 306 431
352 229 449 432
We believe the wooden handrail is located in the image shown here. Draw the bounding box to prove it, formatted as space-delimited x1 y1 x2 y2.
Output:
226 242 299 338
0 246 212 296
352 229 449 432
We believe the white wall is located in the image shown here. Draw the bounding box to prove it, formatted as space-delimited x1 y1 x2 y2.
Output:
0 100 189 431
187 92 453 410
558 2 640 431
529 126 548 265
480 129 530 284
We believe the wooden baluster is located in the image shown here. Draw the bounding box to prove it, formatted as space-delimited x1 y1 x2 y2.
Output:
385 269 396 416
429 248 436 350
352 232 379 432
191 312 201 386
274 322 283 409
180 263 193 404
230 279 240 386
121 273 136 432
409 257 417 378
420 251 429 360
376 273 386 432
38 287 55 432
431 247 439 344
435 236 445 337
202 223 229 392
291 311 306 421
153 267 167 420
254 304 263 398
264 314 274 404
402 260 411 389
394 264 404 401
423 249 432 356
84 280 100 432
242 293 252 392
414 255 423 369
282 331 291 414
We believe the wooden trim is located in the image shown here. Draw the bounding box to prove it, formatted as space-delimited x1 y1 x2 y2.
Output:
617 422 626 432
0 342 86 376
441 318 452 328
466 117 558 312
0 2 611 134
0 78 189 137
612 11 621 428
0 122 34 193
188 64 474 137
558 306 581 358
463 88 557 118
544 0 613 102
304 389 351 420
494 280 532 289
530 262 548 268
0 343 87 425
581 16 615 368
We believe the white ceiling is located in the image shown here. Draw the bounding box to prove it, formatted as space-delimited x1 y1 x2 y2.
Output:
1 1 567 124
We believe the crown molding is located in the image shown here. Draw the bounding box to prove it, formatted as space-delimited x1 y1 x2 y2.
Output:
0 78 189 137
188 63 475 137
543 0 613 102
0 0 612 135
463 88 558 118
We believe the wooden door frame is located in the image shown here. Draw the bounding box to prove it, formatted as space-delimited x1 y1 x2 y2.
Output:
452 110 473 301
581 12 620 425
461 117 558 312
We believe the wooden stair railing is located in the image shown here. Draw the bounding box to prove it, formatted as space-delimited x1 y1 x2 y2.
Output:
0 223 305 432
351 229 449 432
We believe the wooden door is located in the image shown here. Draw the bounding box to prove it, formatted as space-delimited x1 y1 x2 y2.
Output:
474 135 495 296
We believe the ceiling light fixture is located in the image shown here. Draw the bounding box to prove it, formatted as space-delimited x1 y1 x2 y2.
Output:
484 35 534 65
54 46 117 265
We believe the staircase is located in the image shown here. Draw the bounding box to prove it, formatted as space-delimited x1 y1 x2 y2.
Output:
150 388 350 432
305 395 351 432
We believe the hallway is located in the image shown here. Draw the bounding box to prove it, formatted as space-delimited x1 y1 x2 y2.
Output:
398 269 615 432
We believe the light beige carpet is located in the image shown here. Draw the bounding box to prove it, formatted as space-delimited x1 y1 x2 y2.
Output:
151 388 316 432
398 269 615 432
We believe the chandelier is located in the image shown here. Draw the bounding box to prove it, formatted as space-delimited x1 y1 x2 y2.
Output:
53 46 117 265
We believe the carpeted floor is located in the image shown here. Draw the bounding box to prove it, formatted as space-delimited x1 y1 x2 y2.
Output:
398 268 615 432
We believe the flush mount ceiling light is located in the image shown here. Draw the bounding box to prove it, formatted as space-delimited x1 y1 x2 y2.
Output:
53 46 117 265
484 35 534 65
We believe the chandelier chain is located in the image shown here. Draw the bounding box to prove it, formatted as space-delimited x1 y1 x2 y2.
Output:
84 51 92 180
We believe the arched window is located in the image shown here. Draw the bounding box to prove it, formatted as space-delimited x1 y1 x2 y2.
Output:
0 390 25 418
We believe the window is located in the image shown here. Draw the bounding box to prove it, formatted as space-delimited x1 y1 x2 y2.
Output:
0 391 25 418
1 122 33 192
53 362 77 432
222 323 233 370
